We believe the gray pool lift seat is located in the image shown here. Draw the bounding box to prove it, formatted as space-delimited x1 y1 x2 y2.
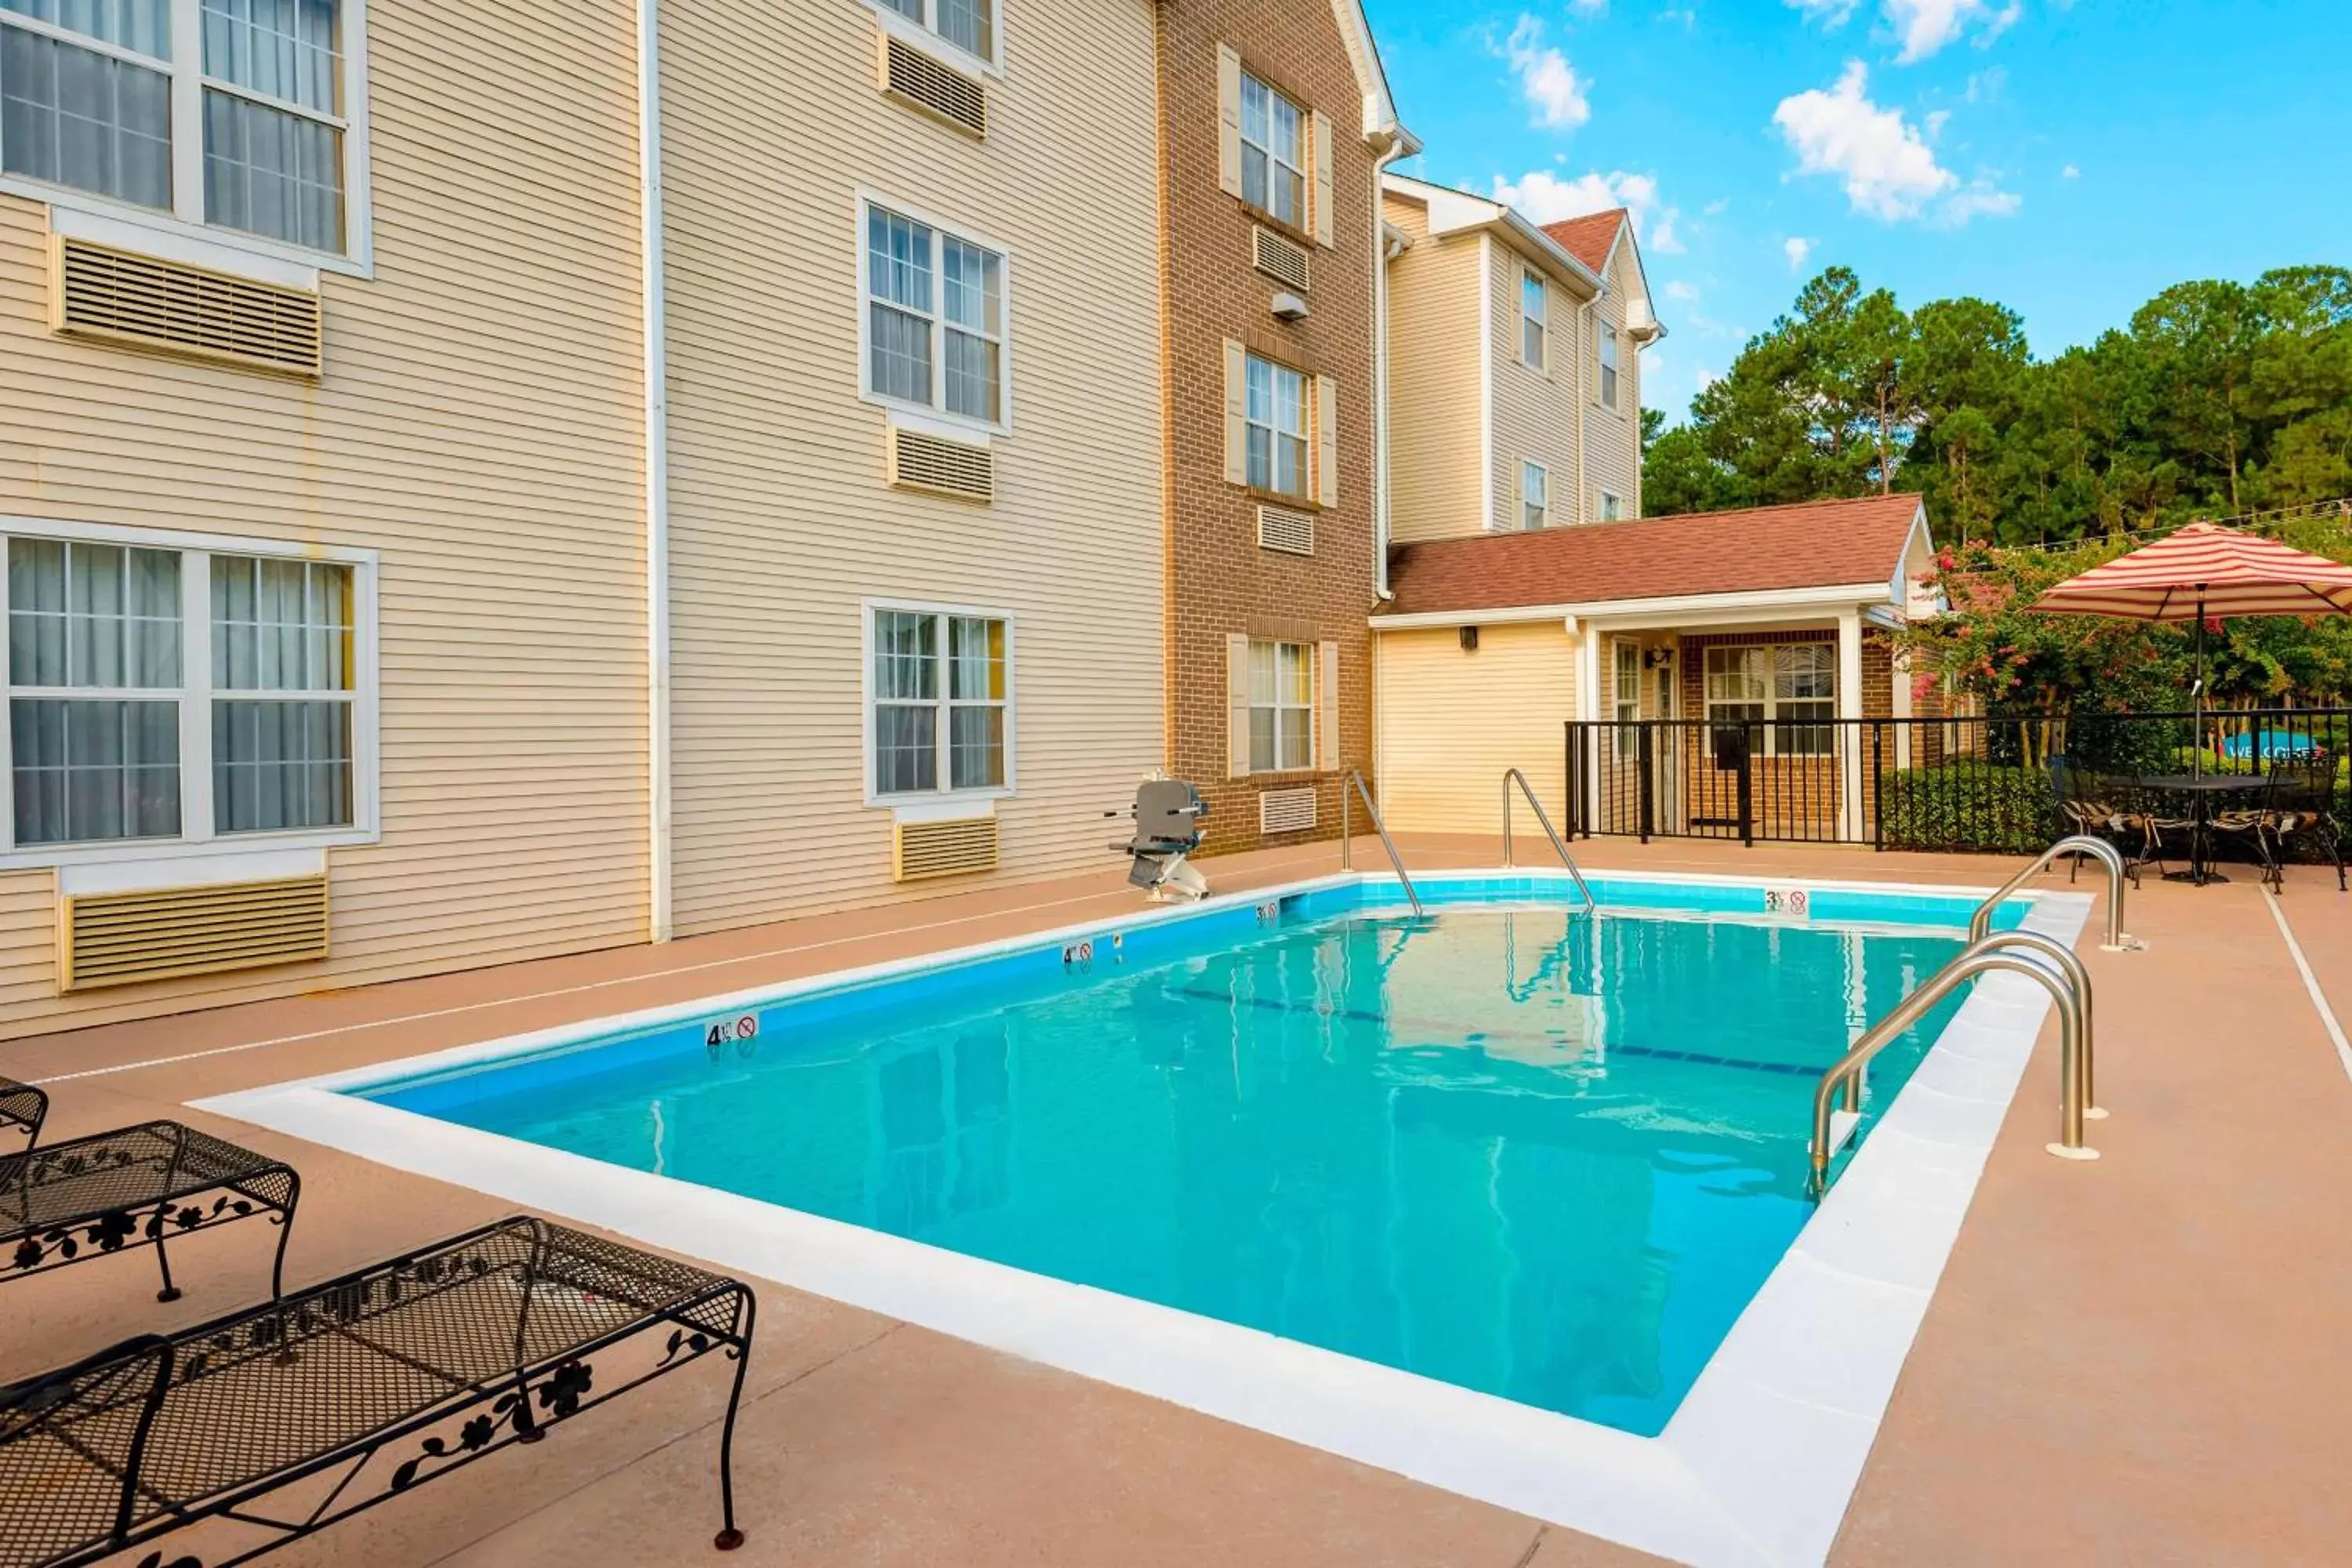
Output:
1112 778 1210 902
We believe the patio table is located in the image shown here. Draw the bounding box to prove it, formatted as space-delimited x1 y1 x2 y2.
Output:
2141 774 2267 885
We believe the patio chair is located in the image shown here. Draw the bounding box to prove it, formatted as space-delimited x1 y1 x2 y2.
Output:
2057 769 2146 887
2263 757 2348 892
2124 777 2198 880
3 1121 299 1304
2211 769 2285 892
0 1077 45 1148
0 1216 757 1568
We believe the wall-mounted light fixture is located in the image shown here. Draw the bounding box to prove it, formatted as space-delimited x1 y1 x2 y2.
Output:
1459 626 1480 652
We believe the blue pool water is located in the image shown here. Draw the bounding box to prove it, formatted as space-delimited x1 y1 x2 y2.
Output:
365 881 1986 1436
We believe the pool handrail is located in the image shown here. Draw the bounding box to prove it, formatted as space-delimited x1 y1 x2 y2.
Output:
1809 934 2094 1194
1967 929 2103 1119
1338 770 1424 917
1969 834 2136 952
1501 769 1597 913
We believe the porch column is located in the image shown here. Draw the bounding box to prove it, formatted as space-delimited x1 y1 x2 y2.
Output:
1577 619 1602 833
1838 609 1865 840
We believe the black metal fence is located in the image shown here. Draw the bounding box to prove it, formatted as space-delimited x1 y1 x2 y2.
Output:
1565 707 2350 854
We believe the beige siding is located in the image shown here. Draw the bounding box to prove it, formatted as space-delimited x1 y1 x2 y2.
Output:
1488 238 1581 532
0 0 651 1039
1381 192 1486 543
1584 240 1642 518
1375 622 1577 834
659 0 1164 935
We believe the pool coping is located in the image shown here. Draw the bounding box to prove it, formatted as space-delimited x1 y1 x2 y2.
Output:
196 868 2093 1568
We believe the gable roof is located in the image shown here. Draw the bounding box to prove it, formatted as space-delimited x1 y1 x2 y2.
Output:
1381 495 1930 618
1381 172 1603 293
1327 0 1417 152
1541 210 1626 274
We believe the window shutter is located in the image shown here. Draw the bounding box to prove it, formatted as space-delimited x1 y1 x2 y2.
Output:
1217 45 1243 198
1224 339 1249 485
1316 374 1339 507
1310 109 1334 246
1227 633 1252 779
1318 640 1341 771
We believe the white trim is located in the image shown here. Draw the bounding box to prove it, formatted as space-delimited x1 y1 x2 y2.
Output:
860 595 1018 809
59 844 325 895
1478 233 1495 532
854 189 1015 438
1370 581 1898 633
197 869 2092 1568
2264 895 2352 1090
638 0 673 945
0 0 376 275
1598 486 1626 523
1384 172 1602 296
851 0 1002 78
1520 458 1550 531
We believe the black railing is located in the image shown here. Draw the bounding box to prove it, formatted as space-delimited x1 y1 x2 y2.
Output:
1563 708 2351 855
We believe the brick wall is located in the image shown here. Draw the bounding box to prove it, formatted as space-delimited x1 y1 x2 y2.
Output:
1155 0 1381 852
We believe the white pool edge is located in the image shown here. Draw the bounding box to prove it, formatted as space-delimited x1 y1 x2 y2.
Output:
195 869 2093 1568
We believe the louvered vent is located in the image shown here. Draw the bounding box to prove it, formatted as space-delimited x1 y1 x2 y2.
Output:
878 33 988 137
1257 505 1315 556
52 238 324 378
1259 788 1318 836
895 816 1000 882
888 426 995 502
61 875 330 993
1252 227 1311 292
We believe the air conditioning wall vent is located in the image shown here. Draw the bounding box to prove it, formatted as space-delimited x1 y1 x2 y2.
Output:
895 816 1001 882
61 875 331 993
1258 787 1318 836
53 238 324 378
1257 505 1315 556
1252 227 1310 292
887 426 996 502
878 33 989 138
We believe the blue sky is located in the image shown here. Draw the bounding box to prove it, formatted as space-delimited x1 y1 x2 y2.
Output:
1365 0 2352 424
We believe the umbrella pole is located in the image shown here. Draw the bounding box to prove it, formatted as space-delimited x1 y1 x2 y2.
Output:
2192 590 2205 783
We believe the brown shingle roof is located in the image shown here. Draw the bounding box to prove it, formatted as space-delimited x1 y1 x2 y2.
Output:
1540 209 1626 273
1381 495 1927 617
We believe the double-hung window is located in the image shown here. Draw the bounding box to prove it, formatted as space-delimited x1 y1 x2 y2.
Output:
3 523 372 858
1243 351 1308 499
871 604 1011 799
0 0 363 257
1613 641 1640 758
1598 318 1621 411
1247 639 1312 773
1704 645 1835 757
1238 69 1304 229
1521 461 1548 531
872 0 993 64
865 201 1007 427
1599 489 1625 523
1520 270 1547 369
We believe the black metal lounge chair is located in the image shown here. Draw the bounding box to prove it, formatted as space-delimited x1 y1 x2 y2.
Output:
0 1078 44 1148
2 1121 299 1304
2263 757 2349 892
0 1216 757 1568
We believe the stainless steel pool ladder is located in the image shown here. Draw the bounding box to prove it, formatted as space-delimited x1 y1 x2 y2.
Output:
1969 834 2140 952
1338 770 1425 917
1501 768 1597 913
1808 929 2100 1196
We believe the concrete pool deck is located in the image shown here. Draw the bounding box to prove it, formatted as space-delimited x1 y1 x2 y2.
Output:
5 837 2350 1567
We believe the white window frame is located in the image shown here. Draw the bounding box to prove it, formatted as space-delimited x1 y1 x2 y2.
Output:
1243 350 1310 502
1704 644 1836 758
0 514 379 869
1599 488 1626 522
1611 639 1641 759
0 0 375 278
1246 637 1314 775
1237 67 1307 232
856 191 1014 437
1521 460 1548 531
861 596 1017 808
856 0 1002 76
1519 268 1547 371
1598 318 1621 412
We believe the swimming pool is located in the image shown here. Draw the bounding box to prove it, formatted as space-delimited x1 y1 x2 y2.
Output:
203 869 2087 1568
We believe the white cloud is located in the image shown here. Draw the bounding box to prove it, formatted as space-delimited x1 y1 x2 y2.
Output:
1923 108 1951 140
1664 279 1701 303
1493 168 1661 227
1883 0 2021 61
1944 183 2022 221
1772 62 1956 220
1784 236 1816 270
1650 212 1685 253
1963 66 2007 101
1569 0 1609 13
1703 197 1731 216
2061 162 2081 179
1787 0 1860 24
1499 16 1592 132
1978 2 2024 45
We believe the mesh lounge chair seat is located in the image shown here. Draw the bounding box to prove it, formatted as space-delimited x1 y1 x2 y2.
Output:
2263 758 2348 892
0 1080 43 1148
0 1217 756 1568
2 1123 298 1304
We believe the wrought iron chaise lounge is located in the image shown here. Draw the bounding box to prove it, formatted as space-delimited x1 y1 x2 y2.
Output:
0 1216 757 1568
3 1122 299 1304
0 1078 44 1149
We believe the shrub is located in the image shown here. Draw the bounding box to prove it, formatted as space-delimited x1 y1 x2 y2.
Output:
1876 764 2062 854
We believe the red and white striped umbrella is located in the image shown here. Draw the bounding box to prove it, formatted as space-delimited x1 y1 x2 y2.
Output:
2029 522 2352 621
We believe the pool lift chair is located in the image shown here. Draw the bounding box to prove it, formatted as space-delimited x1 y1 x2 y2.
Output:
1112 776 1210 902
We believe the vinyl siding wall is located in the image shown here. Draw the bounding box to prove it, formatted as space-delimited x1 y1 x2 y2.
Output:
658 0 1163 935
1375 622 1577 835
1488 237 1583 533
1381 193 1487 543
0 0 651 1039
1582 239 1642 518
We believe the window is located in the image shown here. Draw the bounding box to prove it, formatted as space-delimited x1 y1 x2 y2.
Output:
1520 461 1548 531
871 0 992 63
1598 318 1621 410
1244 351 1308 499
1599 489 1625 523
1613 641 1639 759
4 524 371 857
864 201 1007 427
1238 69 1305 229
0 0 362 256
1247 639 1312 772
1704 644 1835 757
871 604 1009 798
1520 270 1546 369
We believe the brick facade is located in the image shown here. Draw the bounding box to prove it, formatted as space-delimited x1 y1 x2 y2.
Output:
1154 0 1382 851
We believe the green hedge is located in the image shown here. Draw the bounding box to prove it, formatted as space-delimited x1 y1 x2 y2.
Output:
1876 765 2063 854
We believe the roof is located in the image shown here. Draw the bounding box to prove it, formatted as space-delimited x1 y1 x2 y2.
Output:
1381 173 1603 293
1328 0 1417 153
1541 210 1626 274
1380 494 1929 618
